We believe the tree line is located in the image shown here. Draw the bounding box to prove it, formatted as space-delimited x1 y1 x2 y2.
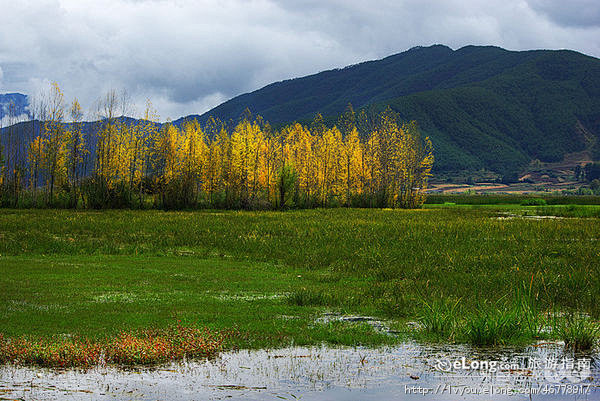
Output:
0 83 434 209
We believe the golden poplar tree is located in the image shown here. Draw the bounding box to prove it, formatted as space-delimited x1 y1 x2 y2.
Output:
42 82 68 200
181 119 208 201
342 126 363 205
66 99 87 206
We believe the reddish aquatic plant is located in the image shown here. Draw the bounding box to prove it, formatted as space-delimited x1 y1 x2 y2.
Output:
0 326 230 367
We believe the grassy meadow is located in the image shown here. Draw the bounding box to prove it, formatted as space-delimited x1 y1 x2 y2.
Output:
1 205 599 365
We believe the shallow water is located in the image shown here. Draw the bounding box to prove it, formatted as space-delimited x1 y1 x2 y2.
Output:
1 341 598 400
495 212 564 220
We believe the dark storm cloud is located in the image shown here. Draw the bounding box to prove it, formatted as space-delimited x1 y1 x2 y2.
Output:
0 0 599 120
527 0 600 27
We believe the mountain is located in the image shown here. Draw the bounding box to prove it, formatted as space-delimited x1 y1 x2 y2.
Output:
0 93 30 123
177 45 600 174
3 46 600 176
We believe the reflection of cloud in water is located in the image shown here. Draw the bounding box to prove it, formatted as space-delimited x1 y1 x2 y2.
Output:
0 342 598 400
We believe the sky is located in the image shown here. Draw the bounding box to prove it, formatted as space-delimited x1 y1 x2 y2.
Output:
0 0 599 122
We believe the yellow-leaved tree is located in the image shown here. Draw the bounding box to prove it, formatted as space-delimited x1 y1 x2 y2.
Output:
42 82 69 201
66 98 87 206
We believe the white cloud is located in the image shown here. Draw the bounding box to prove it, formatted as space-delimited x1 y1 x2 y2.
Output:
0 0 598 121
0 113 29 128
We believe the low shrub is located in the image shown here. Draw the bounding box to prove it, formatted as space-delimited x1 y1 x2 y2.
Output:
520 198 547 206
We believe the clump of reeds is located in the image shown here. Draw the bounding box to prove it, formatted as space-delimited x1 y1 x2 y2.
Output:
555 314 599 351
417 277 599 348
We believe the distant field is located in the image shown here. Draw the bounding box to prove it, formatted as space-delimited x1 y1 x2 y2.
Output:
428 182 582 194
425 193 600 205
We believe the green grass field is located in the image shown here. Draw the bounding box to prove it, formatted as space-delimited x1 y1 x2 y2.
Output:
1 206 599 364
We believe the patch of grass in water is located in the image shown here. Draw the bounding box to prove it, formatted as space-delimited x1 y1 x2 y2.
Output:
514 278 547 339
464 306 523 346
418 298 460 340
304 321 397 346
416 278 561 346
287 289 330 307
417 298 529 346
555 314 599 351
415 281 600 348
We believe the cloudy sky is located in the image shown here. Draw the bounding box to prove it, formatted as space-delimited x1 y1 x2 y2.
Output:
1 0 599 121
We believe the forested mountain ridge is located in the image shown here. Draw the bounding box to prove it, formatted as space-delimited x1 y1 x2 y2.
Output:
177 45 600 174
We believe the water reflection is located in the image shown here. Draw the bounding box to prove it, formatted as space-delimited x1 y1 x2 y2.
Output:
1 341 598 400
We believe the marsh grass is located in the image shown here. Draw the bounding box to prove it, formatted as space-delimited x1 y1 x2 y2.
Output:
555 314 600 351
418 298 529 346
418 298 461 340
287 289 330 307
464 306 524 346
417 288 600 348
514 278 546 338
425 194 600 205
415 277 593 346
0 207 599 365
533 205 600 218
520 198 547 206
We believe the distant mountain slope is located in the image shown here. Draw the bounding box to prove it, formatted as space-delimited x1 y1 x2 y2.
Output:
0 93 30 123
178 45 600 173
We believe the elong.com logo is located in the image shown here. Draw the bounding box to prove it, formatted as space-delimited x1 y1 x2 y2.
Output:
434 356 592 384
